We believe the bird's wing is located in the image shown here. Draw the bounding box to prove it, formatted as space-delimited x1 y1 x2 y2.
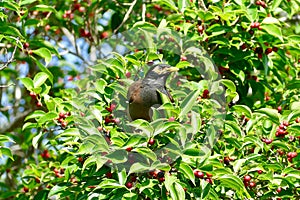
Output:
127 80 143 104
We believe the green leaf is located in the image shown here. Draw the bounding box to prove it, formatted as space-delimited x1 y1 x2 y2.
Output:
135 147 157 161
129 120 153 137
20 0 38 6
159 0 178 11
178 89 200 119
25 110 45 121
37 112 57 124
1 0 19 11
48 185 67 197
129 162 150 174
20 77 34 90
32 48 52 65
98 179 122 188
35 59 53 85
221 79 236 92
0 135 14 143
260 24 283 42
32 132 43 149
219 174 250 198
33 72 49 88
32 4 57 13
106 150 127 163
231 105 252 118
0 147 14 161
56 128 81 138
255 108 280 124
178 163 195 185
271 0 283 11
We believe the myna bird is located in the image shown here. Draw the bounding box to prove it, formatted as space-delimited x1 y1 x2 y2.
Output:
127 64 178 121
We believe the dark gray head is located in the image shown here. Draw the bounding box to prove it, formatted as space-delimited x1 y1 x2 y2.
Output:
143 64 178 85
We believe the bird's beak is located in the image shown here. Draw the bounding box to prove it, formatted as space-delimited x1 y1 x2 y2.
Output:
166 67 178 72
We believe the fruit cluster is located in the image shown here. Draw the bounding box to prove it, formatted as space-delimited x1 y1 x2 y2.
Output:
149 170 166 182
56 112 70 128
287 152 298 162
243 175 256 188
255 1 267 8
194 170 213 184
41 149 50 159
261 138 273 145
250 22 261 30
29 91 42 107
275 121 289 137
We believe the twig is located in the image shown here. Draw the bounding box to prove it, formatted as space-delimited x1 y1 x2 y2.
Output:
0 83 15 88
0 45 18 71
198 0 208 11
113 0 138 34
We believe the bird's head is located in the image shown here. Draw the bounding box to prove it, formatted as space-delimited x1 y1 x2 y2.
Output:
144 64 178 84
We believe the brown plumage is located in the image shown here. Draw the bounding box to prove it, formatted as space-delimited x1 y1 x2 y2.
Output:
127 64 178 121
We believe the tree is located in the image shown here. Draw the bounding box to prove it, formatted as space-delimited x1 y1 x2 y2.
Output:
0 0 300 199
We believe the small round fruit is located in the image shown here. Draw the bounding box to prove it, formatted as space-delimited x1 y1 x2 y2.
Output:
180 55 187 61
249 181 256 188
276 187 282 193
23 42 30 49
277 106 282 113
148 138 155 146
244 175 251 182
194 170 204 179
125 182 133 188
36 101 42 107
257 170 263 174
126 147 132 152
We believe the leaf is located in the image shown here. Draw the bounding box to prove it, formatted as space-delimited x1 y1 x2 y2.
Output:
129 162 150 174
20 77 34 90
20 0 37 6
32 48 52 65
225 120 243 137
255 108 280 124
271 0 283 11
48 185 67 197
37 112 57 124
219 174 250 198
221 79 236 92
32 4 57 13
56 128 81 138
0 147 14 161
105 150 127 163
159 0 178 11
231 105 252 118
178 163 195 185
135 147 157 161
260 24 283 42
129 119 153 137
35 59 53 85
32 132 43 149
178 89 200 119
33 72 49 88
25 110 45 121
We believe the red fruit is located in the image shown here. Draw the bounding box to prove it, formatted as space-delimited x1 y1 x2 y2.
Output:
36 101 42 107
244 175 251 182
295 117 300 123
206 178 213 184
77 157 83 163
78 6 85 13
272 46 278 52
206 172 213 178
148 138 155 146
125 71 131 78
224 157 230 165
23 42 30 49
288 157 293 162
106 104 116 113
35 177 40 183
112 118 120 124
45 24 51 31
146 13 151 18
106 172 113 178
168 116 175 122
23 187 29 193
261 1 267 8
100 31 109 39
125 182 133 189
277 106 282 113
265 48 273 55
258 53 263 59
74 3 81 10
197 25 204 34
202 89 209 98
29 91 37 99
287 152 297 158
61 121 67 128
255 1 261 5
257 170 263 174
249 181 256 188
59 112 66 119
241 43 247 50
276 187 282 193
194 170 204 178
153 4 162 11
282 121 289 126
126 147 132 152
180 55 187 61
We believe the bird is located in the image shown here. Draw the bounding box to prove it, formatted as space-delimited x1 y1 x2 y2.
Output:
127 64 178 121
